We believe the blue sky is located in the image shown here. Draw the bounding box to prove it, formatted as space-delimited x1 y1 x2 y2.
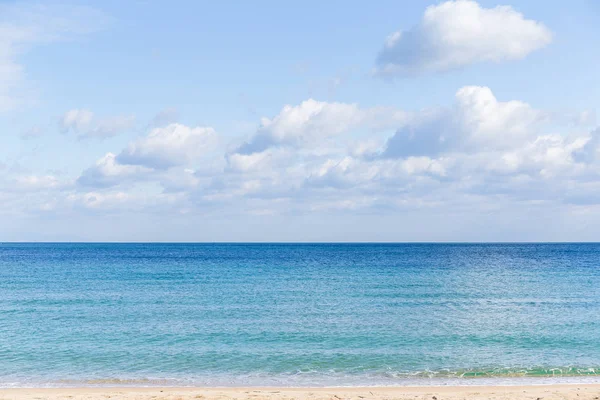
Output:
1 0 599 241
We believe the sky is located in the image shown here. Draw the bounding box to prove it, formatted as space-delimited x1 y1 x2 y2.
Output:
1 0 599 242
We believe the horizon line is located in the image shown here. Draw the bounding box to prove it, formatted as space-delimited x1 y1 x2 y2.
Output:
2 241 600 244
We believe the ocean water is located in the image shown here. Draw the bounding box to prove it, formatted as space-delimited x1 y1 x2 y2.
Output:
1 243 600 387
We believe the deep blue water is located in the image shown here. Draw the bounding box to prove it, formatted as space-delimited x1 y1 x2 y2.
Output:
1 243 600 387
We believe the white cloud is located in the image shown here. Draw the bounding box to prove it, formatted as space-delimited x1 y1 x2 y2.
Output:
305 156 448 191
574 128 600 164
78 152 152 188
77 123 221 189
10 85 600 242
235 99 408 154
117 123 219 169
235 99 362 154
491 134 589 177
376 0 552 76
382 86 545 157
306 157 378 189
212 87 600 217
455 86 543 147
60 109 135 138
13 174 64 190
401 156 448 176
226 150 280 173
15 175 57 188
60 109 93 132
67 191 131 210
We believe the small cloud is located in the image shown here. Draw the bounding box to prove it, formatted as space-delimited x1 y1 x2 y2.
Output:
375 0 552 77
60 109 135 139
60 109 94 132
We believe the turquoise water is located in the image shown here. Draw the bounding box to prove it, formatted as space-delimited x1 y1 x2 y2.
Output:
1 243 600 387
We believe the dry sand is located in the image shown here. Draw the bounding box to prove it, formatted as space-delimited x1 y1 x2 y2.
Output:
1 384 600 400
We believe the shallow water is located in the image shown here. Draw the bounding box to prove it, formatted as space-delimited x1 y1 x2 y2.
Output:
1 243 600 387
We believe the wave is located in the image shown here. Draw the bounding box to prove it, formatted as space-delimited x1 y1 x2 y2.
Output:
4 367 600 388
380 367 600 378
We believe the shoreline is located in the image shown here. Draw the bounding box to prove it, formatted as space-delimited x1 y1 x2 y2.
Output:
4 376 600 389
2 384 600 400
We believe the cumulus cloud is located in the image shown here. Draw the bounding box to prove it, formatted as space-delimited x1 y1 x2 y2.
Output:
13 84 600 240
117 123 219 169
305 157 378 189
235 99 362 154
217 88 597 215
76 123 221 189
573 128 600 164
305 156 448 192
376 0 552 76
497 134 589 177
382 86 545 158
234 99 408 155
77 153 152 188
211 87 599 217
226 149 285 173
60 109 135 138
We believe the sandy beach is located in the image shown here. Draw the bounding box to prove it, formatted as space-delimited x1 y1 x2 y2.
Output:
1 385 600 400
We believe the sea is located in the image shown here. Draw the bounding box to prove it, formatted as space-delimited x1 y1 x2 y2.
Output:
1 243 600 387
